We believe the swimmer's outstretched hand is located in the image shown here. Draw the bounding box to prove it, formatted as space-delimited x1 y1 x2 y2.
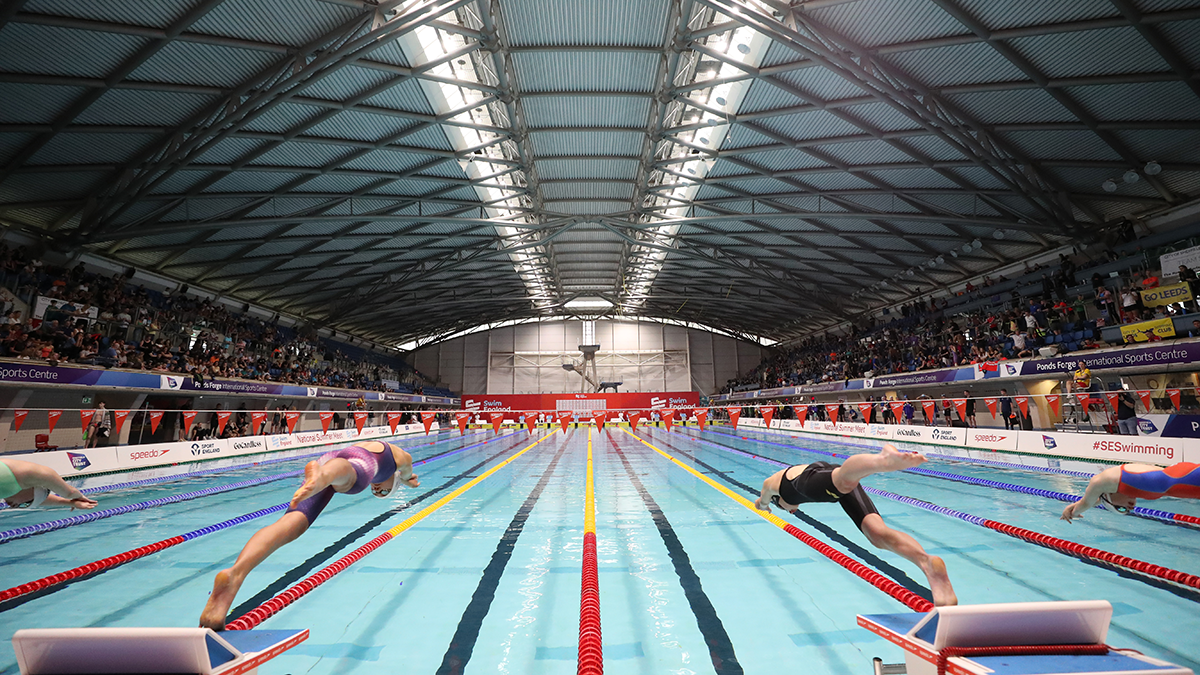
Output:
69 496 98 510
1060 501 1083 523
403 473 419 488
753 497 769 512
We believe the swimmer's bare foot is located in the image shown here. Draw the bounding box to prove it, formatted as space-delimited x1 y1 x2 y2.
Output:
290 461 322 509
880 443 927 470
923 555 957 607
199 569 243 631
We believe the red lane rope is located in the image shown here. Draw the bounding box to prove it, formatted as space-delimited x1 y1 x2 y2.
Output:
578 531 602 675
1 536 185 603
937 644 1109 675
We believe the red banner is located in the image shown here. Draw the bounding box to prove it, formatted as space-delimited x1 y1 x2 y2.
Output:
592 409 607 432
149 410 163 435
490 412 505 434
420 411 437 435
727 407 741 430
1168 389 1181 410
795 405 808 426
890 401 905 420
455 411 470 435
319 411 334 434
80 409 94 431
827 404 841 424
387 411 403 434
557 410 573 432
922 401 935 421
285 411 300 434
954 399 967 421
216 411 231 436
1075 393 1091 409
462 391 699 412
251 411 266 435
761 406 775 428
1106 392 1120 411
1015 396 1029 418
627 410 641 432
662 409 675 432
694 408 708 431
47 410 61 434
12 409 27 432
112 410 127 437
1047 394 1061 417
857 402 872 421
1139 390 1152 410
524 411 539 434
182 411 197 436
354 411 367 435
983 398 997 419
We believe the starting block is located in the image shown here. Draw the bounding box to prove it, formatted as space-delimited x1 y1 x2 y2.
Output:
12 627 308 675
858 601 1192 675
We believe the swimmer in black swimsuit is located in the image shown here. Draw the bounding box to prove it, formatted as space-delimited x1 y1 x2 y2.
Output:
755 443 957 606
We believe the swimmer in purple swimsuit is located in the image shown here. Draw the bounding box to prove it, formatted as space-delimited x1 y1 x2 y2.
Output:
200 440 418 630
1061 462 1200 522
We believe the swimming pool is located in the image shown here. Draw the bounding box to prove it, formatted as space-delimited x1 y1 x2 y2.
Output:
1 424 1197 674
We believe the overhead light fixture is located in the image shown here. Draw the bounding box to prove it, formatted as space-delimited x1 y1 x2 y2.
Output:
951 250 959 258
1145 161 1162 176
1102 179 1117 192
736 43 750 54
936 256 945 264
715 96 727 105
993 229 1006 239
564 297 614 310
906 269 915 276
880 280 888 288
1123 170 1140 184
699 137 710 144
962 243 973 253
972 239 983 250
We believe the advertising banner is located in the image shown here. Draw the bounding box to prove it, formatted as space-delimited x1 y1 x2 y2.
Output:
1119 317 1176 342
1019 430 1186 465
1139 281 1192 308
1161 244 1200 280
965 429 1019 451
117 438 231 467
889 426 967 447
4 447 122 477
1019 342 1200 376
461 391 699 412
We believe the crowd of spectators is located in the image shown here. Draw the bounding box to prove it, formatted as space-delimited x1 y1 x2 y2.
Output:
724 247 1199 394
0 244 430 393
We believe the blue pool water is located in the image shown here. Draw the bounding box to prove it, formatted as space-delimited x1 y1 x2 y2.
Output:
1 424 1198 674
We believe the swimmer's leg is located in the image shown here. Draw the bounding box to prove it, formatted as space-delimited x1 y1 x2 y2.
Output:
831 443 926 494
290 458 356 508
200 510 310 630
860 513 957 607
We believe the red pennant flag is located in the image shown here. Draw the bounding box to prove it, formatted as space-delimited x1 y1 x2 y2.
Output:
48 410 62 434
695 408 708 431
285 411 300 434
557 410 573 432
319 411 334 434
1168 389 1181 410
1106 393 1119 411
954 399 967 421
251 411 266 435
1075 393 1091 409
455 411 470 435
1015 396 1029 418
182 410 197 435
795 405 808 426
826 404 841 424
1139 390 1152 410
984 398 997 419
627 410 641 432
12 409 27 432
922 401 936 421
114 410 128 437
490 411 505 434
80 409 94 431
420 411 437 435
662 409 676 432
216 411 231 436
727 407 741 430
354 411 367 435
387 411 403 434
523 411 538 434
890 401 905 419
592 409 607 432
761 406 775 428
1046 394 1061 417
857 402 872 421
149 410 163 435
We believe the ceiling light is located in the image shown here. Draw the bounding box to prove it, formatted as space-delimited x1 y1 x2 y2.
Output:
715 96 727 106
936 256 945 264
736 43 750 54
993 229 1006 239
707 118 721 125
564 297 614 310
962 243 973 253
1145 161 1162 176
951 250 959 258
699 137 710 144
906 269 915 276
880 281 888 288
926 260 935 268
1102 179 1117 192
1123 170 1140 184
972 239 983 250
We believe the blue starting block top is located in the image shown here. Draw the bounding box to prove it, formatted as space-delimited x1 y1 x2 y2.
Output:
858 601 1192 675
12 626 308 675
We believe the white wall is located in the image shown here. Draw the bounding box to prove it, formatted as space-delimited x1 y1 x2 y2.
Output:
409 319 767 395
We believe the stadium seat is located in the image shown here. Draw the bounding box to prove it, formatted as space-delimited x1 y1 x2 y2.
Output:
35 434 58 452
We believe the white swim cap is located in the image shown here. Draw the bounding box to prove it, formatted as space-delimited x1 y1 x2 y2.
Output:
31 487 49 508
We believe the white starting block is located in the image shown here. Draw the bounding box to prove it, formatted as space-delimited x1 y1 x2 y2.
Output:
12 627 308 675
858 601 1193 675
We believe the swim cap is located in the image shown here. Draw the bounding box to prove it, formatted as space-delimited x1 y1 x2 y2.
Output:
31 487 49 507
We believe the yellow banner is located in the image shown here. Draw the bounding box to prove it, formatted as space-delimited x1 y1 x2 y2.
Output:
1120 317 1176 342
1140 281 1192 308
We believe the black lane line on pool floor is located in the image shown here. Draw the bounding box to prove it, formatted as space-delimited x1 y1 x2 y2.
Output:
225 438 527 620
652 431 934 604
434 438 570 675
608 434 744 675
687 434 1200 606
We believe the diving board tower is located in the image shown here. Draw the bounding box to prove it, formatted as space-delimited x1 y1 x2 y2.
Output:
12 627 308 675
562 320 602 394
859 601 1192 675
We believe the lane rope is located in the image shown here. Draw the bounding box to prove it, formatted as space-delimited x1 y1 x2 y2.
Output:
578 429 602 675
0 432 512 604
225 429 562 630
620 428 933 613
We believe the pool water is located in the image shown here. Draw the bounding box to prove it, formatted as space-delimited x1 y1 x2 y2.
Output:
1 424 1197 674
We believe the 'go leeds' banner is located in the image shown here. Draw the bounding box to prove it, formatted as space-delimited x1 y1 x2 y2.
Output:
1140 281 1192 308
1120 316 1176 343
